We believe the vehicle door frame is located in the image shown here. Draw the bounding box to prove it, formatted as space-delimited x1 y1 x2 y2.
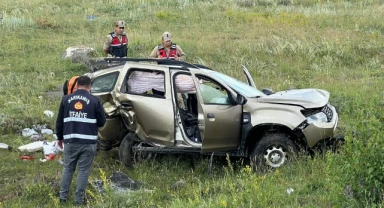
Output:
189 70 243 153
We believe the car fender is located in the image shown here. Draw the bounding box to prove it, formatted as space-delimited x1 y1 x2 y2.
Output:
247 103 306 130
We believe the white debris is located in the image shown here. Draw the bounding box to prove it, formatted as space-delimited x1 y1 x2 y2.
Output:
42 141 59 155
0 143 11 150
43 110 54 118
18 141 44 152
30 134 44 141
22 128 38 137
286 188 294 195
41 129 53 135
32 124 48 131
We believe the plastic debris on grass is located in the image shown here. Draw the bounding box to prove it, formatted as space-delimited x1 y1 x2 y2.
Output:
22 128 38 137
44 110 54 118
287 188 294 195
0 143 12 150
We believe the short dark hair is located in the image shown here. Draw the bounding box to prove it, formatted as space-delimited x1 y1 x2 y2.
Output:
77 76 91 86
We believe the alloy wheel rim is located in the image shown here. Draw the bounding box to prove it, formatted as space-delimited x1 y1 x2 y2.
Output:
264 146 287 168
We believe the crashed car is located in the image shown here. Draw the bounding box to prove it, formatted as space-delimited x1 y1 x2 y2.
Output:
88 58 342 169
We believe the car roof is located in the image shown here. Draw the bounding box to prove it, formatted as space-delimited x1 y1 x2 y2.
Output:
104 58 212 71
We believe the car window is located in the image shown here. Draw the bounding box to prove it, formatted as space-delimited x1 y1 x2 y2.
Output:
91 72 119 93
207 70 265 98
126 69 165 97
197 76 231 105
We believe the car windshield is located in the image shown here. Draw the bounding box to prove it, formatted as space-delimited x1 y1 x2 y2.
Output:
208 71 265 98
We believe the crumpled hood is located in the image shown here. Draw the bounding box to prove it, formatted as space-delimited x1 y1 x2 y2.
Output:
258 89 329 108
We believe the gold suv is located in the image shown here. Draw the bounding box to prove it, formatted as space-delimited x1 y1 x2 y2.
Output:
88 58 343 169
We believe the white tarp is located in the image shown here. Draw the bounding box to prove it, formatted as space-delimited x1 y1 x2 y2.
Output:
127 71 164 94
127 72 197 94
175 75 196 93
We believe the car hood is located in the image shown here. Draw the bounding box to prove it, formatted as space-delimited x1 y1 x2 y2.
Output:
257 89 329 108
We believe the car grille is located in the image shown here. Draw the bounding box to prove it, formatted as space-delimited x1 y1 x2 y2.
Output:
321 104 333 122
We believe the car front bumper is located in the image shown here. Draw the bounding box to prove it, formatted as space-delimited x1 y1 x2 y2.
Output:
302 104 339 147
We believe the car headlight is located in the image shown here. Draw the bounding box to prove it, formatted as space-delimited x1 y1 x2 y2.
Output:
307 112 328 124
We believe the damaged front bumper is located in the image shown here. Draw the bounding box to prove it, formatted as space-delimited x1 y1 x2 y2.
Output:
302 104 339 148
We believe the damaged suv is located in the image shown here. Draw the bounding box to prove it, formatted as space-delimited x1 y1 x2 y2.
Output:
88 58 342 169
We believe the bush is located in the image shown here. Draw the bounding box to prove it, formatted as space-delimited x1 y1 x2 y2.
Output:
327 96 384 204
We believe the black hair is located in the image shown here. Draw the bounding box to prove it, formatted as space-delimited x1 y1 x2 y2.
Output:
77 76 91 86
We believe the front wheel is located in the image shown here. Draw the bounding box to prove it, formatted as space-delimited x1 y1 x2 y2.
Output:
119 133 135 168
250 133 298 169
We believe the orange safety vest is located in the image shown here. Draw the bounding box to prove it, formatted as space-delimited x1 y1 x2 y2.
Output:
65 76 79 95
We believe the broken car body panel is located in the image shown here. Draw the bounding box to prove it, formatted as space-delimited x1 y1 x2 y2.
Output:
257 89 330 109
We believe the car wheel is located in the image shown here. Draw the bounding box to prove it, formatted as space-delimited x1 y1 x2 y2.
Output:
119 133 135 168
250 133 298 169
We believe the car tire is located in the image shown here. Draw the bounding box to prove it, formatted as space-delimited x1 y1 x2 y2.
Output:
119 133 135 168
250 133 298 170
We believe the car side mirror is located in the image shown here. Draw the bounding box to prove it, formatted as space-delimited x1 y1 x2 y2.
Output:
236 94 246 105
262 88 274 95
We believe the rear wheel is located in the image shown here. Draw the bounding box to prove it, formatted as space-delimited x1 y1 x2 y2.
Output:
119 133 135 168
250 133 298 169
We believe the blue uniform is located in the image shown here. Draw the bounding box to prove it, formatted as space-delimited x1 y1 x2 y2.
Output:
56 89 106 205
56 89 106 144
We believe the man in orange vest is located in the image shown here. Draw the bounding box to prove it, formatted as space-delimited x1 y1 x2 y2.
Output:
103 20 128 58
63 76 79 95
149 31 186 61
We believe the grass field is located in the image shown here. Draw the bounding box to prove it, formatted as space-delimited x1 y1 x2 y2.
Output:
1 0 384 207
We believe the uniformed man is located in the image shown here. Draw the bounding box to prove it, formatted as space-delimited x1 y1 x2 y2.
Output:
103 20 128 58
56 76 106 205
149 31 186 61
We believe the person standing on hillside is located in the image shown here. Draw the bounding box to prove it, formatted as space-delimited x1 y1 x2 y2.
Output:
149 31 186 61
56 76 106 205
103 20 128 58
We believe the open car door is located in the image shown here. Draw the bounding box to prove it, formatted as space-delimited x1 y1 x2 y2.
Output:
242 65 257 88
191 73 242 153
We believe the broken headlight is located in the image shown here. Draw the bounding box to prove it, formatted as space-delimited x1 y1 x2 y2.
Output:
306 112 328 124
301 104 332 124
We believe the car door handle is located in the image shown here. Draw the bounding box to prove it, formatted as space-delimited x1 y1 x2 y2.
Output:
207 113 215 118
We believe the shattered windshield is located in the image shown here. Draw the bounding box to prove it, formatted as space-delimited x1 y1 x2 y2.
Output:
208 71 265 98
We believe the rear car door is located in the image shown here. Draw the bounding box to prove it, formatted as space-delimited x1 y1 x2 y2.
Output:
116 67 175 146
191 73 242 153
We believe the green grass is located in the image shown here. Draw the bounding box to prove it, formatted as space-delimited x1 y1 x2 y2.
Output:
1 0 384 207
